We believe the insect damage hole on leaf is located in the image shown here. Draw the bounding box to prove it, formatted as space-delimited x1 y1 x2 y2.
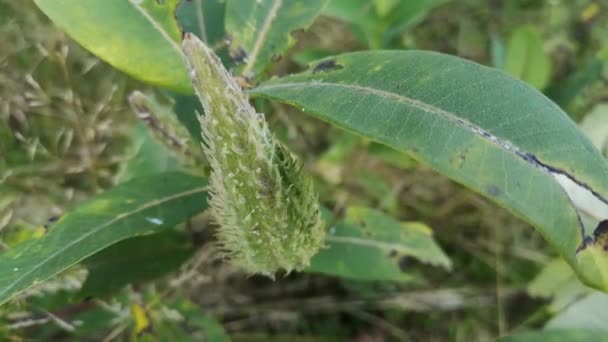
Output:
312 59 344 73
582 220 608 252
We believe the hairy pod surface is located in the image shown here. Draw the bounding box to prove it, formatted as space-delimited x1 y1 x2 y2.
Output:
182 33 324 276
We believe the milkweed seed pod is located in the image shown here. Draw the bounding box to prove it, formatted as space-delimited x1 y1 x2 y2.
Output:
182 33 324 276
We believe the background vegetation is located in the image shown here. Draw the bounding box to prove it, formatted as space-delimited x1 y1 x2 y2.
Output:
1 0 608 340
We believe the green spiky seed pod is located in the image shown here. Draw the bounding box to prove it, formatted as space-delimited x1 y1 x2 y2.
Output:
128 91 206 168
182 33 325 276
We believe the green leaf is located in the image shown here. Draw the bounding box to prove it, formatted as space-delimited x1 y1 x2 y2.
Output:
372 0 398 17
79 229 195 298
491 35 506 69
0 172 207 305
599 47 608 62
308 206 450 281
323 0 368 23
225 0 329 77
528 258 590 313
33 0 191 92
501 329 608 342
323 0 442 48
174 299 230 342
170 91 206 142
118 123 183 183
250 50 608 291
504 25 552 90
293 48 336 67
580 104 608 153
546 292 608 332
176 0 225 46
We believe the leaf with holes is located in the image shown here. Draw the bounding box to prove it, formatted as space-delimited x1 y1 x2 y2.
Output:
34 0 191 92
308 206 450 281
225 0 328 77
0 172 207 305
251 50 608 291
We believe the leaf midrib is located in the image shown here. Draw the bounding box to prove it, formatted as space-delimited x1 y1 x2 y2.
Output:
326 235 416 254
254 81 607 206
127 0 182 56
242 0 282 75
0 186 207 303
256 81 523 149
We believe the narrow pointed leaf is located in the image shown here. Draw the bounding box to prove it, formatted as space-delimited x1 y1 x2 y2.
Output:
34 0 191 92
251 50 608 291
0 172 207 305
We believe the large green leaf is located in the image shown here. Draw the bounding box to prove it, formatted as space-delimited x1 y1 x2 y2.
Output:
250 50 608 291
34 0 191 92
225 0 328 77
308 206 450 281
546 292 608 332
501 329 608 342
176 0 225 46
79 229 195 298
0 172 207 305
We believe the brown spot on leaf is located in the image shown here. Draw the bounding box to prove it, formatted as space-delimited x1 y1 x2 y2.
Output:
312 60 343 74
389 250 398 258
